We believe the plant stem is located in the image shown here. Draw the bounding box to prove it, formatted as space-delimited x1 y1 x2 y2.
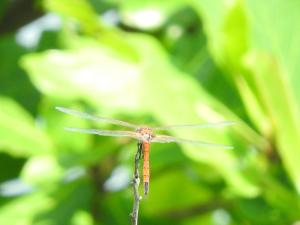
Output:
130 142 142 225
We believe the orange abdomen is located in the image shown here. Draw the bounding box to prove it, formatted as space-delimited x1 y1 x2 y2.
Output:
143 142 150 195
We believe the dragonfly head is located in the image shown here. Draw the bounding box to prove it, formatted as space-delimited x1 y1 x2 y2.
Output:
136 127 155 143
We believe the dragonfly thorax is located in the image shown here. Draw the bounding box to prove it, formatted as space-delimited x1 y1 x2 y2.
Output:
136 127 155 143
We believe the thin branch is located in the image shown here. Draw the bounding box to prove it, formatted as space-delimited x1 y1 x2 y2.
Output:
130 143 142 225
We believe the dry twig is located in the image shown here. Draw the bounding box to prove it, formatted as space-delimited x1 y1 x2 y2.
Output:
130 143 142 225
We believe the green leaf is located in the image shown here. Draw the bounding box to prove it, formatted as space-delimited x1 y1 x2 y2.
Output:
20 46 141 112
245 52 300 193
245 0 300 112
0 192 52 225
33 180 92 225
244 0 300 192
191 0 300 193
0 35 40 111
0 97 53 157
21 155 64 187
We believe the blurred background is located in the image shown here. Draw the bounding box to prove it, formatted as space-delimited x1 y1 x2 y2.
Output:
1 0 300 224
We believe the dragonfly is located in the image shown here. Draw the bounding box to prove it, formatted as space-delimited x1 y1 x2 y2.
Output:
56 106 234 195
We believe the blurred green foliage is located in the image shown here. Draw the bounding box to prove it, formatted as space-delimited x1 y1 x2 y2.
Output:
1 0 300 224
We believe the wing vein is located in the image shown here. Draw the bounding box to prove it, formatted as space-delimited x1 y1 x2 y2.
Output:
152 121 236 130
64 127 139 139
56 106 139 129
152 135 233 149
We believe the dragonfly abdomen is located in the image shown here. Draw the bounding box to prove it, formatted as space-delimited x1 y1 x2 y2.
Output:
142 142 150 195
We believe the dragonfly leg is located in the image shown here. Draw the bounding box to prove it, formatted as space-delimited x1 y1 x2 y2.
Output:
137 142 143 160
133 142 142 180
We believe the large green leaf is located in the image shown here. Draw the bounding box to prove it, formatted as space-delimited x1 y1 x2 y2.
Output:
0 36 40 111
191 0 300 193
245 0 300 110
244 52 300 193
33 179 93 225
20 46 141 113
0 192 52 225
0 97 53 157
245 0 300 193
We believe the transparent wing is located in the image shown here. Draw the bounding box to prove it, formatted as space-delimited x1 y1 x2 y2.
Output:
152 134 233 150
152 121 236 131
64 127 141 140
56 106 139 129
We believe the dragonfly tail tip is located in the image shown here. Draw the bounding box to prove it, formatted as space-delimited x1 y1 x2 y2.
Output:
144 182 149 196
